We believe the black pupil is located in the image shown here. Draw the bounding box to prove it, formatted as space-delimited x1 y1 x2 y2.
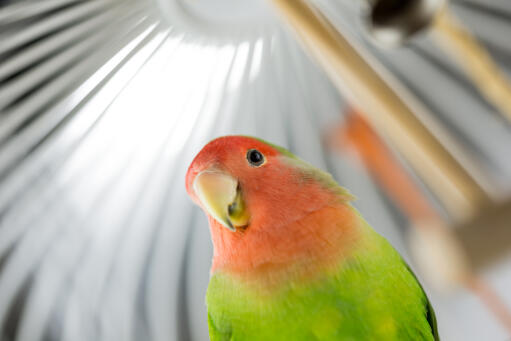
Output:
248 150 263 165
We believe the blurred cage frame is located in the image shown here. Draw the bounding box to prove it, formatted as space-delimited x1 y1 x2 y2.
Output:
270 0 511 284
1 0 511 339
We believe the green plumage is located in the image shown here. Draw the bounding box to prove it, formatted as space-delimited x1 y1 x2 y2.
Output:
206 213 438 341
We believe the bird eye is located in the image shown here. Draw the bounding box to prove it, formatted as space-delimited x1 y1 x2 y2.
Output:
246 149 265 167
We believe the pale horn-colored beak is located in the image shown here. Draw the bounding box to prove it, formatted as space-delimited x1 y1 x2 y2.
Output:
193 170 250 231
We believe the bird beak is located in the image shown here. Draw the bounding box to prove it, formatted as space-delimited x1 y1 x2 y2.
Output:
193 170 250 231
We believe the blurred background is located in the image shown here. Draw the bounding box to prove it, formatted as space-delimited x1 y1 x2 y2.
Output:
0 0 511 340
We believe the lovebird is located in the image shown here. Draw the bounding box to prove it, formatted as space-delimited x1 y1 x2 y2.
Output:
185 136 439 341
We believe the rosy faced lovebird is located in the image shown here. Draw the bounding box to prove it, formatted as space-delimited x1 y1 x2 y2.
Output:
185 136 439 341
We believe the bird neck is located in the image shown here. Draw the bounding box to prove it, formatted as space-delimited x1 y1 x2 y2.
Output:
209 203 361 288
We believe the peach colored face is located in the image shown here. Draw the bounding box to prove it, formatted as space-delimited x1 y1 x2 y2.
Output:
186 136 340 234
185 136 356 276
185 136 285 232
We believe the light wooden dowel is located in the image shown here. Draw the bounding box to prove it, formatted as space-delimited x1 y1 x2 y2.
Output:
269 0 491 222
432 5 511 123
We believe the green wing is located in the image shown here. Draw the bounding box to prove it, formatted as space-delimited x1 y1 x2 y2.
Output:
426 297 440 341
404 263 440 341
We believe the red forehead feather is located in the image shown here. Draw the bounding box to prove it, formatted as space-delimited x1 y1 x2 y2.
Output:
197 136 279 162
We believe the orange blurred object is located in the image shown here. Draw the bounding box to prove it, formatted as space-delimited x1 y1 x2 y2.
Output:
332 110 439 222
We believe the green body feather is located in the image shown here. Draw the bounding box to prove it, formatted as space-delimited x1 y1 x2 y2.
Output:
206 213 438 341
